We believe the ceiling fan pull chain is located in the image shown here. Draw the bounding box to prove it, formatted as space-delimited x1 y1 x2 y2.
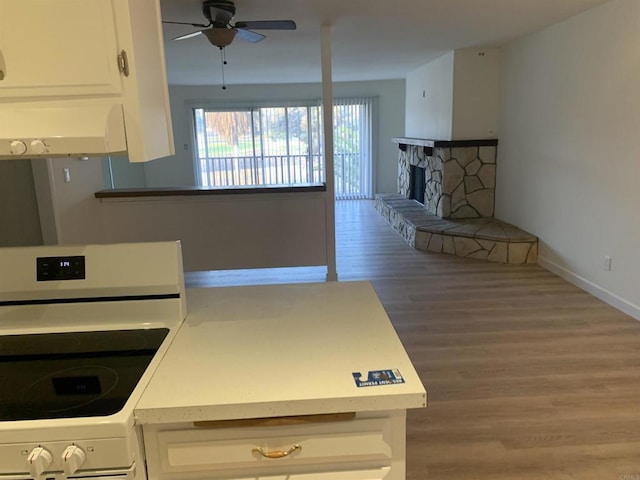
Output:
220 47 227 90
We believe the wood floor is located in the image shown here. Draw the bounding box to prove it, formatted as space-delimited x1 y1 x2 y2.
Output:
185 200 640 480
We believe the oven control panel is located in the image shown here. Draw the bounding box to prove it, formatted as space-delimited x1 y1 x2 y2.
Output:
27 446 88 477
36 255 86 282
0 438 137 479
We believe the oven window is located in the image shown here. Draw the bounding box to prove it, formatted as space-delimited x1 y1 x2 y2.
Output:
0 328 169 421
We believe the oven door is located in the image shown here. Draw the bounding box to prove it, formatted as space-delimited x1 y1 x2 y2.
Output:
2 465 137 480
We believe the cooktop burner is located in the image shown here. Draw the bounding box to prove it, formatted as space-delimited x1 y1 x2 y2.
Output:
0 328 169 421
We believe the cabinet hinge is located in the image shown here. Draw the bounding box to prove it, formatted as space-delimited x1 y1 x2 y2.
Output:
118 50 130 77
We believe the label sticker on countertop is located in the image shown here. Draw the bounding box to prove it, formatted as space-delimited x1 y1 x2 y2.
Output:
352 369 405 387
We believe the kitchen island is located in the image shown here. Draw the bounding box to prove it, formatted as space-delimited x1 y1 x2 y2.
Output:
135 281 426 480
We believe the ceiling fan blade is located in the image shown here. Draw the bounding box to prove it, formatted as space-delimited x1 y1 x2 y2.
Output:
172 30 204 41
162 20 210 28
234 20 297 30
235 28 266 43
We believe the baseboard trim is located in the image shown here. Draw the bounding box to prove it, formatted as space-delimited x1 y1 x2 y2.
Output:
537 255 640 321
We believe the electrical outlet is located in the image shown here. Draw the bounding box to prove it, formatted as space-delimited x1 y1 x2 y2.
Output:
604 255 612 271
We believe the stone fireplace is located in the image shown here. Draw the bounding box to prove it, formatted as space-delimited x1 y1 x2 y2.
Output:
396 138 498 219
376 137 538 265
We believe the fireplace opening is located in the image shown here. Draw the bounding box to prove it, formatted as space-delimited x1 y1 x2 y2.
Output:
409 165 426 205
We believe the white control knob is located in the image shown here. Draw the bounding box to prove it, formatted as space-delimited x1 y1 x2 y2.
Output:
10 140 27 155
30 139 47 154
27 447 53 478
62 445 86 476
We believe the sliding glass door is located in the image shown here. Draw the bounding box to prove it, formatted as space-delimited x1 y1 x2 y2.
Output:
193 97 374 199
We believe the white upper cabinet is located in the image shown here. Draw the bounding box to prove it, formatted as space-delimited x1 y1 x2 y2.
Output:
0 0 174 163
0 0 122 98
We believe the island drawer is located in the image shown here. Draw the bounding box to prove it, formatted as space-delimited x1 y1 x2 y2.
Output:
143 413 405 480
231 468 392 479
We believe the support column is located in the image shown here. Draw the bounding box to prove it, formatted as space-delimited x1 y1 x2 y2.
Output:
321 24 337 281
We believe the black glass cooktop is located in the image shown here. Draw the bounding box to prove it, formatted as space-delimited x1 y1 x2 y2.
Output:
0 328 168 421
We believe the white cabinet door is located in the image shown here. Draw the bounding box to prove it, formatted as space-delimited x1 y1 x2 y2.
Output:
0 0 121 98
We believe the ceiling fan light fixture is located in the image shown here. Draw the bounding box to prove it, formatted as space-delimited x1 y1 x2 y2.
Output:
202 28 237 47
165 1 296 48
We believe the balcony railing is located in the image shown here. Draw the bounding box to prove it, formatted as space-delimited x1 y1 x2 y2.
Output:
198 153 366 199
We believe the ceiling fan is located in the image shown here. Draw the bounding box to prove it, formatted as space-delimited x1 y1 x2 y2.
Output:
163 0 297 48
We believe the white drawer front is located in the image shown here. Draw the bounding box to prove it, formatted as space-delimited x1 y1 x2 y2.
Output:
155 418 393 475
234 467 392 480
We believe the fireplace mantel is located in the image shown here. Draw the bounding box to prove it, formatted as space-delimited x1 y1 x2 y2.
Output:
392 137 498 156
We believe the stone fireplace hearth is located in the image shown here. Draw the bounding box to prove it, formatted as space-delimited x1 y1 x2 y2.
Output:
376 137 538 265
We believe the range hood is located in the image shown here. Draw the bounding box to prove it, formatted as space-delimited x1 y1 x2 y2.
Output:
0 104 127 159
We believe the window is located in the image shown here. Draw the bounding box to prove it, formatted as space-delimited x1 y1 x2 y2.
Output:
193 98 374 199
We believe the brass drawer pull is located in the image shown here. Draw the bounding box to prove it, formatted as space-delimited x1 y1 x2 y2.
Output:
252 444 301 459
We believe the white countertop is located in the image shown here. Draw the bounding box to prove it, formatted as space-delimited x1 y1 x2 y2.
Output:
135 281 426 424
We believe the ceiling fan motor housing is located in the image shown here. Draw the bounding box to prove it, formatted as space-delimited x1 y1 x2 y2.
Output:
203 0 236 26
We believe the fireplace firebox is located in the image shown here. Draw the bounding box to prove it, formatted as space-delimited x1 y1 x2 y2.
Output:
409 165 426 204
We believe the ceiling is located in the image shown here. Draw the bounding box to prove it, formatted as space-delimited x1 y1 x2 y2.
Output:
160 0 611 86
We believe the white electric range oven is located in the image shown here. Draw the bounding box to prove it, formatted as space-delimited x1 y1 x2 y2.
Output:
0 242 187 480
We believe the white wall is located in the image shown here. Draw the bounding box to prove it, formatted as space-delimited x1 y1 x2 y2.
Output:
405 52 454 140
107 155 147 189
99 193 328 271
33 157 106 245
111 80 405 194
0 160 42 246
452 48 502 140
405 48 502 141
497 0 640 318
